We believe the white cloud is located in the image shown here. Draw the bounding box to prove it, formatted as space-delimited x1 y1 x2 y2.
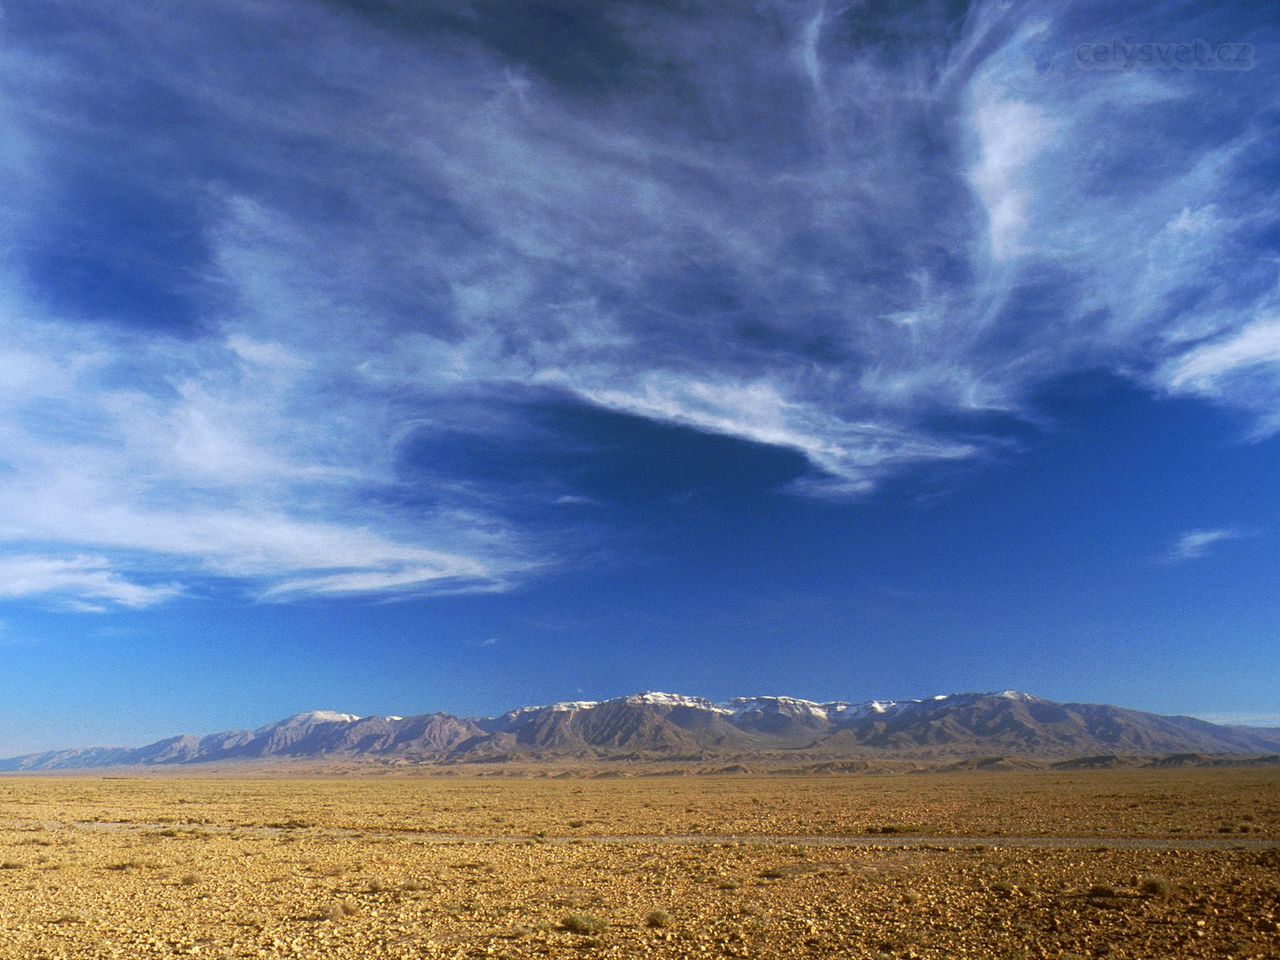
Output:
570 372 974 494
1166 528 1241 562
1167 318 1280 390
0 306 526 606
224 335 307 372
967 93 1054 262
0 555 180 610
260 561 510 603
0 0 1275 612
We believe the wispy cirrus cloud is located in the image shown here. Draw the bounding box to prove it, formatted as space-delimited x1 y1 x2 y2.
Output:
0 300 531 606
1165 318 1280 434
1165 528 1242 562
0 555 180 612
0 0 1275 609
1170 318 1280 390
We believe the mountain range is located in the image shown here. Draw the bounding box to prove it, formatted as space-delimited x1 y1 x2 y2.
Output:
3 691 1278 771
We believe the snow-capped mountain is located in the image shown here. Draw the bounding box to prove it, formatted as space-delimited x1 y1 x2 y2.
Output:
2 690 1277 770
266 711 362 728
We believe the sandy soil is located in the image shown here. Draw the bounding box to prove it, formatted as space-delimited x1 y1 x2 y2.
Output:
0 768 1276 958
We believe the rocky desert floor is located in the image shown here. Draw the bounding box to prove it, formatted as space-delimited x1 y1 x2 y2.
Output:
0 767 1276 959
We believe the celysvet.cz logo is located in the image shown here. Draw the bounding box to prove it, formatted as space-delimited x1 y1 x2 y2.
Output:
1075 39 1255 70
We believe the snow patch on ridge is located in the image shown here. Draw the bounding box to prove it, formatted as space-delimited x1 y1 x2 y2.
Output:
488 689 1041 723
501 700 599 719
292 711 359 723
994 690 1037 702
272 710 360 728
723 696 849 720
623 692 730 712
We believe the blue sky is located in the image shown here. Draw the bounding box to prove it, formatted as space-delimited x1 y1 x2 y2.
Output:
0 0 1277 753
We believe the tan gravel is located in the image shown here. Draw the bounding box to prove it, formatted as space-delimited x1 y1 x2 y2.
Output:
0 768 1276 958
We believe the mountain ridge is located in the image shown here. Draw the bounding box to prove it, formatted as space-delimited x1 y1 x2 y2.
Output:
3 690 1278 771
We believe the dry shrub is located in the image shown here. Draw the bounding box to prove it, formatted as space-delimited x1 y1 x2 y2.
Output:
326 898 360 921
1139 876 1173 897
562 913 608 935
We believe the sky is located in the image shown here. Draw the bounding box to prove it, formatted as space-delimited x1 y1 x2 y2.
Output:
0 0 1277 754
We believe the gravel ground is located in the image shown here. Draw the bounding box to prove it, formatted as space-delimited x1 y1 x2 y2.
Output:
0 768 1275 959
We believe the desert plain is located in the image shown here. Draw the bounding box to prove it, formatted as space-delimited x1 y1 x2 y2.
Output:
0 767 1276 959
